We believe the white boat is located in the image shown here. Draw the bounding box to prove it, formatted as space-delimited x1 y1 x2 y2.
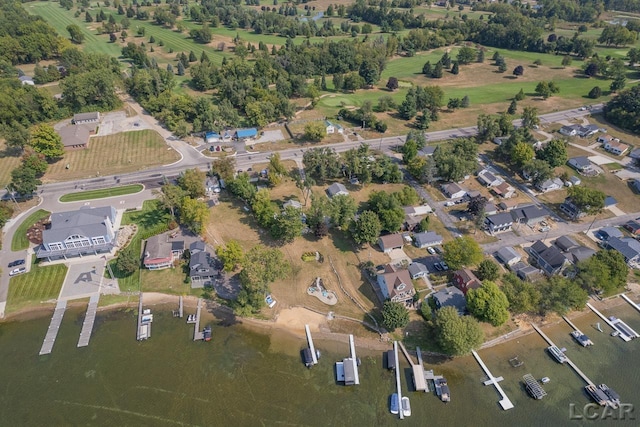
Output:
401 396 411 417
540 377 551 384
389 393 399 415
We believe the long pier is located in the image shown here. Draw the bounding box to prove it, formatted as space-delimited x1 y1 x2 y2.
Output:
304 324 318 365
39 300 67 355
587 303 637 341
179 296 183 318
397 341 416 366
621 294 640 314
193 298 204 341
136 294 151 340
349 334 360 385
471 350 514 410
562 315 579 331
531 323 595 387
393 341 404 420
77 294 100 347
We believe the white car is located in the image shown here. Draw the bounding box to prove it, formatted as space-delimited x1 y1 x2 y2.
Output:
9 267 26 276
444 201 455 207
427 247 436 255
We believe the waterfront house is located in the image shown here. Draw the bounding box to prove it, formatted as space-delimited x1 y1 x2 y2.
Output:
485 212 514 234
605 237 640 268
143 234 184 270
567 157 594 174
604 140 629 156
432 286 466 315
495 246 522 266
413 231 443 249
189 251 216 288
376 264 415 304
536 177 564 193
441 182 466 199
378 233 404 253
452 268 482 295
72 112 100 125
408 262 429 279
528 241 570 276
326 183 349 198
477 170 502 187
492 182 516 199
37 206 117 261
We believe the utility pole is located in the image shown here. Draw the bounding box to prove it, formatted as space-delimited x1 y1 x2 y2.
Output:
5 186 21 212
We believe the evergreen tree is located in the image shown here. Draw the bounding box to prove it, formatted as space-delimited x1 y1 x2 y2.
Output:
451 62 459 75
422 61 432 75
200 51 210 63
461 95 470 108
177 61 185 76
507 99 517 115
431 61 443 78
189 50 197 62
477 49 485 63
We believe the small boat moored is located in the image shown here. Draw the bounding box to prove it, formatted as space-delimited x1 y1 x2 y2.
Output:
547 345 568 363
586 384 609 406
570 330 594 347
540 377 551 384
389 393 399 415
401 396 411 417
599 384 621 408
202 325 212 342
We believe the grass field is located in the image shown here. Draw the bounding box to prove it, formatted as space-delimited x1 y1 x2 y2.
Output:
140 266 202 296
59 184 144 202
11 209 51 251
7 262 67 314
43 130 180 183
0 142 24 188
108 200 171 292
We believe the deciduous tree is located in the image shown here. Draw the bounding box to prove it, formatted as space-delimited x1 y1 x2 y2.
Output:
433 306 484 356
477 259 499 281
216 240 244 271
382 301 410 330
442 236 483 270
180 197 209 234
466 281 510 326
29 124 64 160
177 168 206 199
351 210 382 245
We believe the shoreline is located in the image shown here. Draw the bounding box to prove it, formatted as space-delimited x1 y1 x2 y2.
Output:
2 290 639 356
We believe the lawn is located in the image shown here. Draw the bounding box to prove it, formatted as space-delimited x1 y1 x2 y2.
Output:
7 262 67 314
59 184 144 202
140 265 202 296
0 141 24 188
11 209 51 251
43 130 180 182
107 200 171 292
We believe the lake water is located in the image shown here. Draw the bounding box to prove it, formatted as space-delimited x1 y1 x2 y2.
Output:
1 301 639 426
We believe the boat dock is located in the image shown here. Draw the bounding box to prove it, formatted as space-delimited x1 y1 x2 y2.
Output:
471 350 514 410
523 374 547 400
563 316 593 346
304 324 318 365
397 342 430 393
621 294 640 314
77 294 100 348
587 303 638 341
335 334 360 386
39 300 67 355
393 341 404 420
531 323 595 387
193 298 204 341
173 296 184 318
136 295 152 341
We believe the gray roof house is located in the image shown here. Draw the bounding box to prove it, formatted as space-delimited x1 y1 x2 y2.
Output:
432 286 467 315
378 233 405 253
485 212 514 234
596 226 623 241
143 234 184 270
189 250 216 288
283 199 302 209
477 170 502 187
441 182 467 199
326 183 349 198
559 124 580 137
536 177 564 193
511 205 548 225
629 148 640 160
568 246 596 263
554 235 580 252
420 146 436 156
57 125 92 149
19 75 35 85
408 262 429 279
495 246 522 266
376 264 415 304
567 157 593 173
190 240 206 254
37 206 117 261
528 241 570 276
606 237 640 268
559 197 586 220
413 231 443 248
512 262 543 281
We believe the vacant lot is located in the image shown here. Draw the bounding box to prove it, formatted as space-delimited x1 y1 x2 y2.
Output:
43 130 180 182
7 262 67 314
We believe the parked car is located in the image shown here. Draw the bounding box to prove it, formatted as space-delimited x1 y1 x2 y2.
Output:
427 247 436 255
434 263 443 272
440 262 449 271
265 294 276 308
434 247 442 254
9 267 26 276
444 201 455 207
8 259 25 268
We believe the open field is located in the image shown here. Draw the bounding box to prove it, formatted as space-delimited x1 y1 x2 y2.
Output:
43 130 180 183
6 262 67 314
11 209 51 251
108 200 171 292
59 184 143 202
0 142 24 188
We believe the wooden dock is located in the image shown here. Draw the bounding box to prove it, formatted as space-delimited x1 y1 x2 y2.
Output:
304 324 318 365
348 334 360 385
397 341 416 366
179 296 183 318
193 298 204 341
587 303 637 342
531 323 595 387
136 294 151 341
562 316 579 331
471 350 514 410
393 341 404 420
621 294 640 314
39 300 67 355
77 294 100 348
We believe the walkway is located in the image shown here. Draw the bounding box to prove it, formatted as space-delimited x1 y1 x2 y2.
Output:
39 300 67 355
77 294 100 347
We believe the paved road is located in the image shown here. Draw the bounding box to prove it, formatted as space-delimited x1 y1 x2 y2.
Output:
0 102 611 318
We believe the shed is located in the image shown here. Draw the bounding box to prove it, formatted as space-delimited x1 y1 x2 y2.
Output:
495 246 522 266
235 128 258 139
326 183 349 198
